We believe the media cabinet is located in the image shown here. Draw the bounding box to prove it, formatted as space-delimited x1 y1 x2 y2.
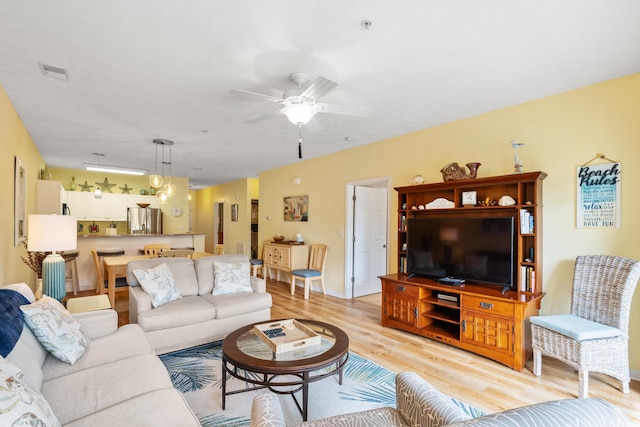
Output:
381 171 546 371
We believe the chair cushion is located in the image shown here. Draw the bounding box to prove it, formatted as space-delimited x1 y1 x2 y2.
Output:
132 263 182 308
250 259 263 265
530 314 624 341
20 296 89 365
291 269 321 278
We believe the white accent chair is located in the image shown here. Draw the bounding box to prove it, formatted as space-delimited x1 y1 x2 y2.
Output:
530 255 640 398
290 244 327 299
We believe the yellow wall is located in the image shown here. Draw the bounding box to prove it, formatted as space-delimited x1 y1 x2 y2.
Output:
49 167 191 235
1 84 46 288
195 177 258 254
258 73 640 372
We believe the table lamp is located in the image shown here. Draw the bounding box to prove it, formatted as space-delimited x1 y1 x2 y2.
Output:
28 214 77 301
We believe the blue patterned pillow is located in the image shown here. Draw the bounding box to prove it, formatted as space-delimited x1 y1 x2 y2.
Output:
212 261 252 295
20 296 89 365
133 263 182 308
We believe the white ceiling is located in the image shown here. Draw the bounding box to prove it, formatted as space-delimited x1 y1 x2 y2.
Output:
1 1 639 189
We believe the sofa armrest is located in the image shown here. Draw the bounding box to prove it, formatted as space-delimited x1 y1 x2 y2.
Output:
396 372 473 427
449 397 629 426
251 393 286 427
129 285 153 324
73 309 118 339
251 276 266 293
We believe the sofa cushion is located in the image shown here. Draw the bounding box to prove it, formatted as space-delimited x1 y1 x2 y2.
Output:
202 292 272 320
137 295 217 332
128 258 199 296
42 324 153 381
195 254 251 294
212 260 253 295
0 288 31 357
20 296 89 365
63 389 199 427
133 263 182 308
0 357 61 427
41 354 173 425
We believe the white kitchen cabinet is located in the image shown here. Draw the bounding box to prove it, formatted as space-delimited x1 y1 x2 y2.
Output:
66 192 87 219
86 193 127 220
36 180 67 214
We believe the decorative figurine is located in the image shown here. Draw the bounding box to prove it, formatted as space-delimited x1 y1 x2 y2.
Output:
440 162 481 181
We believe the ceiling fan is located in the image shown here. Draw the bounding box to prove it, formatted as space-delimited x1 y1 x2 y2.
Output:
232 72 369 158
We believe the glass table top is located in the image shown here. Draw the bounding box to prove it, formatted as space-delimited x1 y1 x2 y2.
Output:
237 320 337 362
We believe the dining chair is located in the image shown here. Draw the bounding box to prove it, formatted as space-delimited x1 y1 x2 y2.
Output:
530 255 640 398
144 243 171 256
91 248 128 295
159 249 194 259
250 242 267 277
214 244 225 255
290 244 327 299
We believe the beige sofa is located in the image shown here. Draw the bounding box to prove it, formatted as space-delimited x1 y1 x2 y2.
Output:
2 283 199 426
252 372 631 427
127 254 272 355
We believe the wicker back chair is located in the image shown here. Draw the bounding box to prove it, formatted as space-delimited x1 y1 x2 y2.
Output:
531 255 640 398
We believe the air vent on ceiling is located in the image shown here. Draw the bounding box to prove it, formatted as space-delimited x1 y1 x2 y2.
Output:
39 63 69 80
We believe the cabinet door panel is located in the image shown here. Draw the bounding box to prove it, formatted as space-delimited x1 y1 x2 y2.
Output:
384 293 418 327
462 312 513 354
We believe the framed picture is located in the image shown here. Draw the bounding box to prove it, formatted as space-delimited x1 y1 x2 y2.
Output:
14 156 27 246
231 204 238 222
284 195 309 222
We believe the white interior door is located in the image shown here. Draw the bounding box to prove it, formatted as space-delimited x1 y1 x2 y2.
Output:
352 185 388 297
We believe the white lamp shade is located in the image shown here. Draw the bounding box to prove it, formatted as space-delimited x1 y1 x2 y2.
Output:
27 215 77 252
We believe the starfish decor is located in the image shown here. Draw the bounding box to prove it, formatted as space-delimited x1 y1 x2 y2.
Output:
79 180 94 192
119 184 133 194
95 178 117 193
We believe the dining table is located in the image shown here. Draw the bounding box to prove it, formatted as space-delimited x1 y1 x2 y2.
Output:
103 252 213 308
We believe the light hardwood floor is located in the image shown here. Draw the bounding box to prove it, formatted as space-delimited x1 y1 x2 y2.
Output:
71 278 640 423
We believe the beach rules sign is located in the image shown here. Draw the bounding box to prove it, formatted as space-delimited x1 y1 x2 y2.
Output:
576 162 621 229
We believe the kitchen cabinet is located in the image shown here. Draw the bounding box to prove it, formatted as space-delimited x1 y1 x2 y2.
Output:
36 180 67 214
66 192 87 219
86 193 127 221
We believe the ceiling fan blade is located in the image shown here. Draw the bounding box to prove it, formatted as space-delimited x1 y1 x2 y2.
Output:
305 116 322 134
300 76 337 100
231 89 282 103
244 111 279 124
318 102 370 117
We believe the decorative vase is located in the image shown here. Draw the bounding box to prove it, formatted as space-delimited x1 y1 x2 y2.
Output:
35 277 43 300
69 176 77 191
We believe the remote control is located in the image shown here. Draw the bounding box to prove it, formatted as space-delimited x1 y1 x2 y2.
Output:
437 277 465 285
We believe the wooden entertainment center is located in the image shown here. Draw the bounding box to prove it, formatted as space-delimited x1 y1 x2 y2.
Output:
381 171 546 371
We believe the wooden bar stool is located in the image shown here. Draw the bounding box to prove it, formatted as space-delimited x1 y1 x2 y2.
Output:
61 250 80 296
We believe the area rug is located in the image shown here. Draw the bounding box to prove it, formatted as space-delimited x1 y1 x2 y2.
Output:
160 341 483 426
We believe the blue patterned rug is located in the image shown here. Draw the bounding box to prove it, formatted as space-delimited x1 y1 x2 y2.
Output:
160 341 483 426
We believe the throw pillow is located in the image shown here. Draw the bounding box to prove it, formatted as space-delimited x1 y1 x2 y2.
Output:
132 263 182 308
20 296 89 365
0 357 61 427
212 261 253 295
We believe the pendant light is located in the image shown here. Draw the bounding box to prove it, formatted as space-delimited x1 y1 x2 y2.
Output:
161 140 176 198
149 139 164 189
92 153 104 198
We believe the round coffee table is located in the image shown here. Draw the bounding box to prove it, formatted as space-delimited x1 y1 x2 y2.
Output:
221 319 349 421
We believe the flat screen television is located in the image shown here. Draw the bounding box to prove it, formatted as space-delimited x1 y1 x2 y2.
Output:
406 215 516 290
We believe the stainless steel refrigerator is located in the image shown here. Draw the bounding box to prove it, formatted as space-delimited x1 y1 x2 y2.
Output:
127 207 163 235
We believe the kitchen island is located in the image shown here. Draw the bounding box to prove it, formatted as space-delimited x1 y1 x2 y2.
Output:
70 233 206 293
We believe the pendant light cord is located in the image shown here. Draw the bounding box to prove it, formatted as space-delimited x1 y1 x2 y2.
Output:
298 124 303 159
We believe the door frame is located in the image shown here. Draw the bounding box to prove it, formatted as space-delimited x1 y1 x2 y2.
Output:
344 176 391 299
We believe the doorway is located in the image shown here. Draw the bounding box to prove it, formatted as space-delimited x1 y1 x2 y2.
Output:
214 202 224 245
345 177 390 298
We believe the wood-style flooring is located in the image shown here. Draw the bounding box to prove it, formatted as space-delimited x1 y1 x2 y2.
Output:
69 279 640 423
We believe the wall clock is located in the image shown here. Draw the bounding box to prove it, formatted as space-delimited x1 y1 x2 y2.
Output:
171 206 183 217
462 191 477 206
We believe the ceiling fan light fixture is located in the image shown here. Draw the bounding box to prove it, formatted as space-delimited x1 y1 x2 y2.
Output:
282 103 317 125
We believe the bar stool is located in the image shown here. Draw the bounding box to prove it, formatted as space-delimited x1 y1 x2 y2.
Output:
92 248 126 294
61 250 80 296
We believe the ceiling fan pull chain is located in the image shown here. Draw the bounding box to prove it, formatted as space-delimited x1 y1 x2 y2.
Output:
298 124 303 159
